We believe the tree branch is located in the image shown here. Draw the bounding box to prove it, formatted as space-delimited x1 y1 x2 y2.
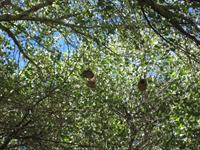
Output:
141 6 200 63
0 119 31 149
0 0 55 21
138 0 200 45
0 23 40 69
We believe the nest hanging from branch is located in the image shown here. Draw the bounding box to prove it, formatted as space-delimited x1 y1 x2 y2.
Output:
137 78 147 92
81 69 96 90
81 69 95 79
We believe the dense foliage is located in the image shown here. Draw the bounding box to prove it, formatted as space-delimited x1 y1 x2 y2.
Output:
0 0 199 149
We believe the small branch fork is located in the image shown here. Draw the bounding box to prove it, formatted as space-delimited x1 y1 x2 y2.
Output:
139 1 200 63
138 0 200 46
0 24 41 70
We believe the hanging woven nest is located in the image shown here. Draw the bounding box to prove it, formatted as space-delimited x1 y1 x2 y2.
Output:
137 78 147 92
81 69 94 79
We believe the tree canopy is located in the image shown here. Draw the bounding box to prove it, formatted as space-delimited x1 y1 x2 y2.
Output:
0 0 200 149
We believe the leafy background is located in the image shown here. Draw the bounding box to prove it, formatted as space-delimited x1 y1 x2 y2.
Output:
0 0 199 149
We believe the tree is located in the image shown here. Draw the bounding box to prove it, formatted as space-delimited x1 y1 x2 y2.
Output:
0 0 199 149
